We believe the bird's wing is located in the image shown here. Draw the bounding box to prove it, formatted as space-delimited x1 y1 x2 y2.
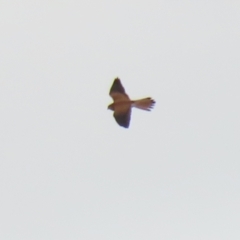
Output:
113 106 131 128
109 78 130 102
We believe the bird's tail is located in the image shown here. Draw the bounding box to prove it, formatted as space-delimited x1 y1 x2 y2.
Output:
132 97 155 111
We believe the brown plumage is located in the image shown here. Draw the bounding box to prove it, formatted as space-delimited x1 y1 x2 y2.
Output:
108 78 155 128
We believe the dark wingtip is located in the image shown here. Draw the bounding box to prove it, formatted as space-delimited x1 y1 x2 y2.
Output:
110 77 125 94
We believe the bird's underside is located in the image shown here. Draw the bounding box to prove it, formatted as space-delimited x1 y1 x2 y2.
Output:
108 78 155 128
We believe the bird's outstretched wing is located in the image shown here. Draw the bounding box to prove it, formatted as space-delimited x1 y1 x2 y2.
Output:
109 78 130 101
114 108 131 128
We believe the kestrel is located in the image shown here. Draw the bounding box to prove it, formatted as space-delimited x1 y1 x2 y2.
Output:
108 78 155 128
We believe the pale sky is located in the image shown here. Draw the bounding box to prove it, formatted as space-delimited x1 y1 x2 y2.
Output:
1 1 240 239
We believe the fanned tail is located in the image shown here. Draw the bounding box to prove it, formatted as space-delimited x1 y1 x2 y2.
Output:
132 97 156 111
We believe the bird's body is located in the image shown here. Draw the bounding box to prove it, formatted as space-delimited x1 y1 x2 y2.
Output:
108 78 155 128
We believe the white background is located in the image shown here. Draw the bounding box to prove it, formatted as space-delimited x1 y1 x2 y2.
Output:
1 1 240 239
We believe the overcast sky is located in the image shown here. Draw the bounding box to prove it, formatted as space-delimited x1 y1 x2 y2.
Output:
1 1 240 239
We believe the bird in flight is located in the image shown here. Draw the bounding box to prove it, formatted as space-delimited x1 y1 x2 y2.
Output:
108 78 155 128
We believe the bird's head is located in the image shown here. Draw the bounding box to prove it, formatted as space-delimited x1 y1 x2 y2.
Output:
108 103 114 111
